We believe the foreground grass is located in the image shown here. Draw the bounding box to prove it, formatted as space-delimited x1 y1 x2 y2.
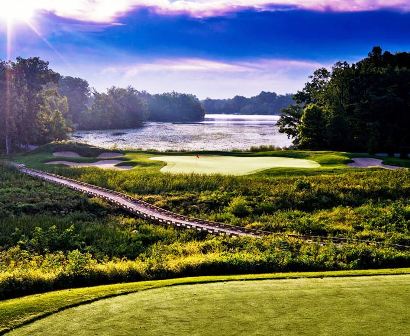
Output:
1 269 409 334
5 270 410 336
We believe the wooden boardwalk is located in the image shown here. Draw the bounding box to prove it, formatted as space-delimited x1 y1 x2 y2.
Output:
15 164 409 249
19 166 265 237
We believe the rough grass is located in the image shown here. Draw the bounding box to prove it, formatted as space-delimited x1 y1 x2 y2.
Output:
5 271 410 336
383 157 410 168
1 269 409 334
150 155 321 175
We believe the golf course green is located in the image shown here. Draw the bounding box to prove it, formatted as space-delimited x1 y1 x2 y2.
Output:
9 274 409 336
150 155 321 175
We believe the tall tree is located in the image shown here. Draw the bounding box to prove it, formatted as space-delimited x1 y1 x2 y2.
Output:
276 104 303 146
278 47 410 155
148 92 204 122
58 76 90 126
298 104 327 150
0 57 67 153
81 87 148 130
0 62 15 154
36 88 71 143
203 91 294 115
11 57 60 147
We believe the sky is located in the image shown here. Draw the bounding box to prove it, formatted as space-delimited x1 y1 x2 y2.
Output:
0 1 409 99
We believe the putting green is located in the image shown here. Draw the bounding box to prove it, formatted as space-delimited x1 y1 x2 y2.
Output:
150 155 320 175
10 275 410 336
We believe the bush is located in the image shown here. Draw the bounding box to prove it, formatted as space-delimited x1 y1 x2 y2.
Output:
294 179 312 191
227 197 252 218
0 238 408 300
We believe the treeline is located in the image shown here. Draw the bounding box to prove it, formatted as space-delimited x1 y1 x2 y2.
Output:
0 57 204 153
202 91 293 115
79 89 205 130
59 78 204 129
278 47 410 156
0 58 70 155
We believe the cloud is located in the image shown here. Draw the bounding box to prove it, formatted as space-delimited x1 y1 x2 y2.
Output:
102 58 324 77
93 57 325 98
22 0 410 23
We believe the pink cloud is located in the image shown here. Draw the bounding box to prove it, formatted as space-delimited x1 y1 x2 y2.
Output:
102 58 324 77
90 57 325 98
22 1 410 23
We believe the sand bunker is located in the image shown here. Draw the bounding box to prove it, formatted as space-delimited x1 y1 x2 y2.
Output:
97 152 125 159
348 158 402 170
53 151 124 159
150 155 320 175
46 160 132 170
53 151 82 158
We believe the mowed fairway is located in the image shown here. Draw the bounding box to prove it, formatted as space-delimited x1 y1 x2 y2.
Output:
150 155 320 175
10 275 409 336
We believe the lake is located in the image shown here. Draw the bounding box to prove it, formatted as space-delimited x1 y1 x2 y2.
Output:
72 114 292 151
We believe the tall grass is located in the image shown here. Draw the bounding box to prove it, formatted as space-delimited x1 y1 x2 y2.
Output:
1 237 408 300
1 156 409 299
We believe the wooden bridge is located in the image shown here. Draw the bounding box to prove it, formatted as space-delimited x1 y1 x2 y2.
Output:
18 165 265 237
15 164 409 249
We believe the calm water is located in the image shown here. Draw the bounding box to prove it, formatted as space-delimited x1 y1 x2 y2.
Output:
72 114 292 151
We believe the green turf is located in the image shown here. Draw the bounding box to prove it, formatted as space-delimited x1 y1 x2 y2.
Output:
10 143 408 176
14 143 394 177
150 155 321 175
8 273 410 336
12 144 347 174
1 269 409 334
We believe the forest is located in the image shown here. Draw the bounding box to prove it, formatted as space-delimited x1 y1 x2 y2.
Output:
0 58 205 154
202 91 293 115
278 47 410 156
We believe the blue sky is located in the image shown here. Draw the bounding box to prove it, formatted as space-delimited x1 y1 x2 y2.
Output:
0 1 409 98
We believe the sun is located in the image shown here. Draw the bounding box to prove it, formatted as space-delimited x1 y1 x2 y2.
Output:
0 1 37 24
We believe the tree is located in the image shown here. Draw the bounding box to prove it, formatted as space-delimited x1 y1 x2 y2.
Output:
298 104 327 150
0 62 16 154
277 104 303 146
0 57 69 153
36 88 71 143
202 91 294 115
82 87 148 130
58 76 90 126
11 57 60 147
278 47 410 155
148 92 204 122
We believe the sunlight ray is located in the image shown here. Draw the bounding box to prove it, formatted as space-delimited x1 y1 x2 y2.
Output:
6 20 13 61
25 20 71 67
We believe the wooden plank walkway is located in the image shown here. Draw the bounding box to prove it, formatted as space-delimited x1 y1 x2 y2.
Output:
14 164 409 249
18 166 265 237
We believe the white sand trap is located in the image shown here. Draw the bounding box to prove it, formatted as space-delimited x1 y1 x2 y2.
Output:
150 155 320 175
348 158 402 170
53 151 82 158
97 152 125 159
46 160 132 170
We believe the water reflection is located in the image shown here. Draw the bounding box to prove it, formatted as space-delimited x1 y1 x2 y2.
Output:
73 114 292 151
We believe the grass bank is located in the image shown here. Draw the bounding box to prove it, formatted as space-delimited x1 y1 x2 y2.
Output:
2 268 409 334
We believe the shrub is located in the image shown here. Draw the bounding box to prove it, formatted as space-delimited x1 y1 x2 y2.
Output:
294 179 312 191
227 197 252 218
